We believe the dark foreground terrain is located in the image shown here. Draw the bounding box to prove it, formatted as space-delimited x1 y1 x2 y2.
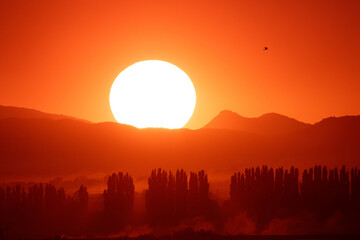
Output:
59 231 360 240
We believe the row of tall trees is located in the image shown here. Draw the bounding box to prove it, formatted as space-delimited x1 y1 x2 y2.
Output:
2 166 360 237
103 172 134 231
100 169 211 230
0 184 88 238
229 165 360 232
145 169 211 225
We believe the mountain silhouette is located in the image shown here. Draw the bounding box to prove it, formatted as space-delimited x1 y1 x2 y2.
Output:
203 110 311 135
0 105 359 181
0 105 89 122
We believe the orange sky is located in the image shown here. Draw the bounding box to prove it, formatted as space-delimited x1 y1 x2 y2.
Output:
0 0 359 129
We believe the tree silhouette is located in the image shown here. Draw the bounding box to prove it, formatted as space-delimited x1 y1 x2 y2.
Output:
103 172 134 231
1 165 360 237
0 183 88 238
229 165 360 232
145 169 211 225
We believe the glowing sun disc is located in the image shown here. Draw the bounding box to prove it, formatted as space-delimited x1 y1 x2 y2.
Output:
109 60 196 129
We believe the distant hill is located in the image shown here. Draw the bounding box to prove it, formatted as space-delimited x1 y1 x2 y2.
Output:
0 105 90 122
0 106 360 182
203 110 311 135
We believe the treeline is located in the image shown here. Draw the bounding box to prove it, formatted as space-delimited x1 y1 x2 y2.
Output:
102 172 134 231
0 184 88 238
103 166 360 232
1 165 360 237
101 169 213 230
145 169 213 225
228 165 360 232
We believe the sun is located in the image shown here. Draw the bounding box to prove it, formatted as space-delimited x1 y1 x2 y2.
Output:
109 60 196 129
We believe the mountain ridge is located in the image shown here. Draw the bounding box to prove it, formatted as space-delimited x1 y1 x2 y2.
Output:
0 105 91 123
203 110 311 135
0 105 360 181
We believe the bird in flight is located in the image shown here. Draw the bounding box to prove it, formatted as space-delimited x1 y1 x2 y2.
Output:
264 47 268 50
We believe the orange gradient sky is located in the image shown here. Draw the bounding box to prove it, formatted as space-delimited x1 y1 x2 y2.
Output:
0 0 359 129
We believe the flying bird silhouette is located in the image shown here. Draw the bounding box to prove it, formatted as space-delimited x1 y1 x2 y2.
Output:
264 47 268 50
